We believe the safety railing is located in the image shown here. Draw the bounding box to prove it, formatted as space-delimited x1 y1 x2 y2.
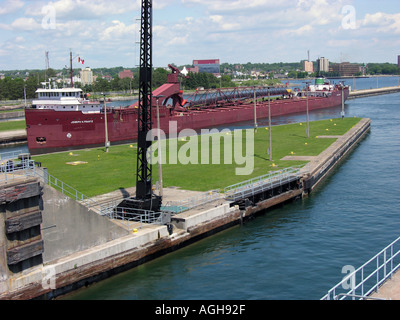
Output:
106 206 170 229
224 167 302 201
162 190 222 214
0 155 36 183
33 167 96 208
321 236 400 300
0 151 96 208
0 150 26 162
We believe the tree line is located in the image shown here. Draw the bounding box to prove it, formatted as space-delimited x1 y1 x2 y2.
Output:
0 68 236 100
1 62 398 101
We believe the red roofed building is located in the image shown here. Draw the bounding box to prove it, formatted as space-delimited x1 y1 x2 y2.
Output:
118 69 133 80
193 59 220 75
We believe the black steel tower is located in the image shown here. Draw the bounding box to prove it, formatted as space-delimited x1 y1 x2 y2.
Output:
136 0 153 200
117 0 161 212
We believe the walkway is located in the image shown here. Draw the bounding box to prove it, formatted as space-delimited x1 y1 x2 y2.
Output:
0 129 26 144
370 270 400 300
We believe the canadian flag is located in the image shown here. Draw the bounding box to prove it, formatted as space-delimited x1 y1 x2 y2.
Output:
78 57 85 64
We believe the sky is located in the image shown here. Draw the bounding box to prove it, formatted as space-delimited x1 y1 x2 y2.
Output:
0 0 399 71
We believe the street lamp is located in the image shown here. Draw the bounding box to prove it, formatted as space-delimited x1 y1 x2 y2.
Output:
102 93 110 152
253 86 258 132
341 83 345 119
24 85 27 108
268 88 272 161
154 94 164 198
305 82 310 138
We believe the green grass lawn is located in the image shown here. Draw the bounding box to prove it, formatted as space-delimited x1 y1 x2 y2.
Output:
0 120 26 132
32 117 362 197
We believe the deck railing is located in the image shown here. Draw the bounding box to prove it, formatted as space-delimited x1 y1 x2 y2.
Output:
224 167 302 201
321 236 400 300
162 190 222 214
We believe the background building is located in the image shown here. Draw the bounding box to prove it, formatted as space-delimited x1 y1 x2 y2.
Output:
331 62 363 77
118 69 133 80
193 59 220 75
317 57 329 73
80 67 94 86
303 60 313 73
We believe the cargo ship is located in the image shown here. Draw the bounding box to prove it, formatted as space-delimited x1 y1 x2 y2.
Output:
25 65 349 154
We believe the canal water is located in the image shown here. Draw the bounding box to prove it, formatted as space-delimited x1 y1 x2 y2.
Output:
62 88 400 299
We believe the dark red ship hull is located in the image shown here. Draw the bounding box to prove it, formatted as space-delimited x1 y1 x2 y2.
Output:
25 87 349 155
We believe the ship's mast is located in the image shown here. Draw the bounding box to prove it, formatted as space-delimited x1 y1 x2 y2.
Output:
70 50 73 88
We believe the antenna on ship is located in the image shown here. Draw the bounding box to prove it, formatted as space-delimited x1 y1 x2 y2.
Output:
45 51 49 86
70 50 73 88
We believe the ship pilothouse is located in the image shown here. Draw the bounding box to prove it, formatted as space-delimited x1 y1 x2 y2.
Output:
31 82 102 113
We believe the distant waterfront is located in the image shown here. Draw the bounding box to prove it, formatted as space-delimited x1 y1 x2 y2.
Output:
107 75 400 108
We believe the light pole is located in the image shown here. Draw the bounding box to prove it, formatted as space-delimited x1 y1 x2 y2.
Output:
102 93 109 152
154 94 164 198
24 85 27 108
268 88 272 161
253 86 258 132
341 84 345 119
305 82 310 138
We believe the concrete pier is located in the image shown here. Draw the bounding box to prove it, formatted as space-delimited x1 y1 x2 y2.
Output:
349 86 400 99
0 118 372 300
0 130 26 146
369 269 400 300
0 111 25 120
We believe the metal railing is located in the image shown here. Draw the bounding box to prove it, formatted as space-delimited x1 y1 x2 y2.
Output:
0 150 26 162
321 236 400 300
106 206 170 229
0 151 96 208
0 156 36 183
162 190 222 214
224 167 302 201
33 167 96 208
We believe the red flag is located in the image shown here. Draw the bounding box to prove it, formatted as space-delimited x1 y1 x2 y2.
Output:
78 57 81 63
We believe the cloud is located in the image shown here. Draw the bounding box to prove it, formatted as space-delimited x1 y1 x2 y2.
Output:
99 20 137 41
182 0 292 12
26 0 140 20
0 0 24 15
10 17 42 31
1 0 399 70
361 12 400 34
